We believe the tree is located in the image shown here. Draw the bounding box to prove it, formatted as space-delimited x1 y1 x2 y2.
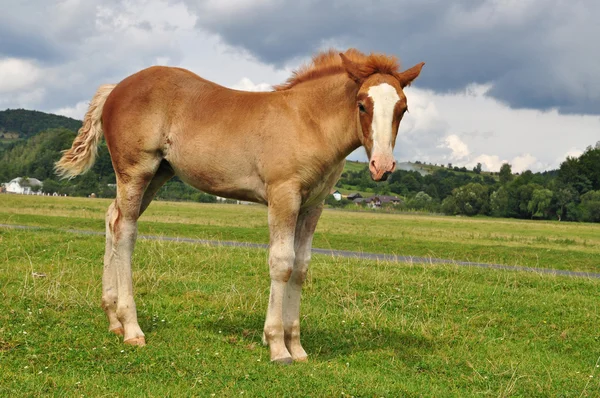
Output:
558 156 592 194
579 190 600 222
402 174 421 193
490 187 510 217
450 183 489 216
195 192 217 203
553 187 575 221
577 143 600 190
473 163 482 174
424 184 439 199
499 163 513 185
42 179 63 195
408 191 433 210
516 183 542 218
527 189 553 219
441 196 458 215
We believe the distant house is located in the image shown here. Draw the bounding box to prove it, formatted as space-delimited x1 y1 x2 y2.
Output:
4 177 43 194
347 193 362 200
377 195 402 205
331 190 342 201
364 195 402 208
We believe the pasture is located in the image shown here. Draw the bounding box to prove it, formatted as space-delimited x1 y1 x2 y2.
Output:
1 195 600 396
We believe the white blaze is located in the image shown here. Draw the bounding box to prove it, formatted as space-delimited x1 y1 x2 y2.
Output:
368 83 400 154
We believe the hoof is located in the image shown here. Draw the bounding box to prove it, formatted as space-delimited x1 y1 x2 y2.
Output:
124 336 146 346
109 327 124 336
293 355 308 363
272 356 293 365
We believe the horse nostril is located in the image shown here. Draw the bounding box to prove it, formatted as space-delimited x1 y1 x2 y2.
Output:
370 160 376 169
391 161 396 171
381 171 392 181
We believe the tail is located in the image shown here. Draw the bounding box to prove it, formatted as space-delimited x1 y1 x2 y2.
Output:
55 84 116 179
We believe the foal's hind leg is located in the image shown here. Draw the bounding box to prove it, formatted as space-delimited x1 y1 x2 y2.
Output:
108 185 146 345
102 201 124 336
102 162 173 338
107 161 167 345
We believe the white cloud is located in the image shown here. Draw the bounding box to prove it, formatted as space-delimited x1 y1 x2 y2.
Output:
562 148 583 160
230 77 271 92
468 154 506 172
444 134 470 160
0 58 42 93
53 100 89 120
511 153 540 173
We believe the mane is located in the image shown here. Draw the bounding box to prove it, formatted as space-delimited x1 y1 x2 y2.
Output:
274 48 401 91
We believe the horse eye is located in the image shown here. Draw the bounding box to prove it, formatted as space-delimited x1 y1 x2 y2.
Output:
358 103 366 113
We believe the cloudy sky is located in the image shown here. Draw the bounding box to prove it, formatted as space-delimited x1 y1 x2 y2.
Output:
1 0 598 172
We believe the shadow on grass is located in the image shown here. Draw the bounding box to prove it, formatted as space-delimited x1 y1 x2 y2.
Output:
198 311 435 365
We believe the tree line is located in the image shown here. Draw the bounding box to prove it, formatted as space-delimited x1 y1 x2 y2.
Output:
336 143 600 222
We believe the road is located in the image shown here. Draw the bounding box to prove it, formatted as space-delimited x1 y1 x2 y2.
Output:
2 223 599 280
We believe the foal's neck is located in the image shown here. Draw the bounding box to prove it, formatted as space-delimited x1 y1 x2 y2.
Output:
291 74 362 163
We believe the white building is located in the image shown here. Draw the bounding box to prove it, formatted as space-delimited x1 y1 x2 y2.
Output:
332 190 342 201
4 177 43 194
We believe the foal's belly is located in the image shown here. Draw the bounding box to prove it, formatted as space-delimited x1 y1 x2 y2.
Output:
165 144 267 204
185 174 267 204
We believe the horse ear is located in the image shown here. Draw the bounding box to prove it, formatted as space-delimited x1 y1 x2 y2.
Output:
396 62 425 88
339 53 364 84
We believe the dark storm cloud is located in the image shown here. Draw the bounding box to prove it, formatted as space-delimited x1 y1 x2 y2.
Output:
0 0 110 63
0 0 185 111
0 26 60 62
184 0 600 114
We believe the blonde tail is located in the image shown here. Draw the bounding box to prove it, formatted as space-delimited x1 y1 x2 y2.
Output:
55 84 116 179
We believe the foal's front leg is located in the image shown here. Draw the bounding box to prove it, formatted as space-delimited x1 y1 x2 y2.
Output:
283 204 323 362
264 188 300 364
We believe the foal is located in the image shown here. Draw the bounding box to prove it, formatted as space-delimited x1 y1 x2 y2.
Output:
56 49 424 363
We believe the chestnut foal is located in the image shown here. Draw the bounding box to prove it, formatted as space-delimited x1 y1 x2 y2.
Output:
56 49 424 363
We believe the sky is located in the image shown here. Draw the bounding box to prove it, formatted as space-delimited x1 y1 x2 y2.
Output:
1 0 599 172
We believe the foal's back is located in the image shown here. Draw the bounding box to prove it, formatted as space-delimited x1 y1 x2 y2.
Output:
101 66 298 203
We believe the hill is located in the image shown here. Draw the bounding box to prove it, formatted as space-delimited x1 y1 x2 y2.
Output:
338 160 499 199
0 109 82 142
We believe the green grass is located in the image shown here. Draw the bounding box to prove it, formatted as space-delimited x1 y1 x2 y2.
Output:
1 195 599 273
343 160 369 173
1 195 600 396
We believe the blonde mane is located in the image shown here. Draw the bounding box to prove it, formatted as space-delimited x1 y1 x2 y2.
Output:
274 48 401 91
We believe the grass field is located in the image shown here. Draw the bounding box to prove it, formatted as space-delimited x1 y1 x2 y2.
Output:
1 194 600 396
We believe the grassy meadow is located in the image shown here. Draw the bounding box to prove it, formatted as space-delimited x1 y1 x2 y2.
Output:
1 194 600 396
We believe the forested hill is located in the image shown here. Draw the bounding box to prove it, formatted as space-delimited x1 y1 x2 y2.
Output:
0 109 82 140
